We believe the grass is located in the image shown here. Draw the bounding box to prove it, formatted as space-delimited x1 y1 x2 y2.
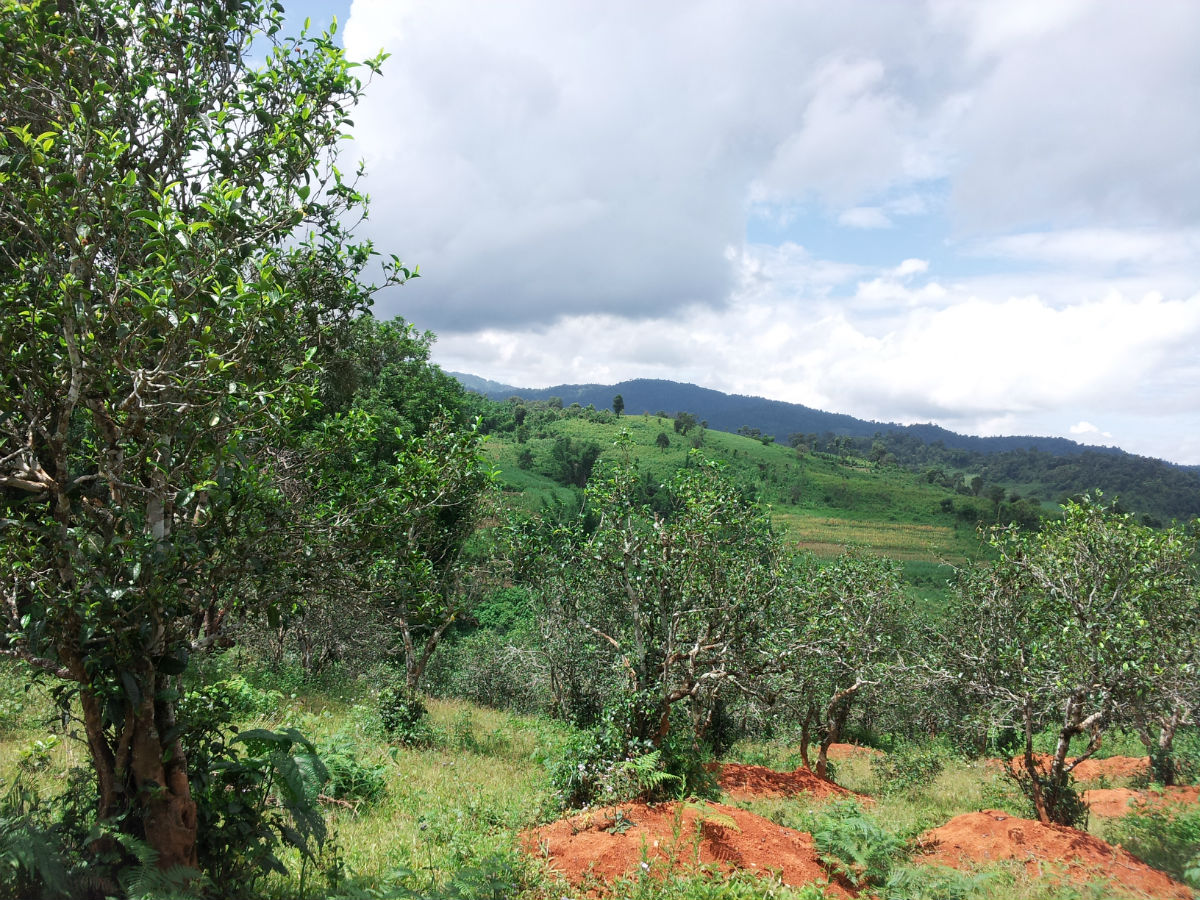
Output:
1 659 1188 900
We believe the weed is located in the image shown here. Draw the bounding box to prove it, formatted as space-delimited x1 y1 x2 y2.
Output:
15 734 60 772
1109 800 1200 888
319 737 388 808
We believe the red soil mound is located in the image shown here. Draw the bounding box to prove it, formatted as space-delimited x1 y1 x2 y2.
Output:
1008 753 1150 781
826 743 882 760
717 762 858 801
521 800 853 896
919 809 1193 899
1084 785 1200 817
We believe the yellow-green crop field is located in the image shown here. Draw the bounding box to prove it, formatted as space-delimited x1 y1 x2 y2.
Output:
773 512 965 563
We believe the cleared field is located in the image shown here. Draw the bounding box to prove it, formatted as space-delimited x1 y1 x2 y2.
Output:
774 512 964 562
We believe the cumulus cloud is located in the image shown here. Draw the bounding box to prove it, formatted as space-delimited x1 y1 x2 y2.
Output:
1070 422 1113 439
340 1 1200 461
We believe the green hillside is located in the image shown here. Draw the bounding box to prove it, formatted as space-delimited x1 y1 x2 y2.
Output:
475 400 1021 601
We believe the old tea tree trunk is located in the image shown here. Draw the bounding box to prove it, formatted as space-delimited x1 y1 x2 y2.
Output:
0 0 396 872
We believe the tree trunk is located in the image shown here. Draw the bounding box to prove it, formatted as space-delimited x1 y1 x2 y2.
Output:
799 709 813 771
1022 700 1050 825
817 701 850 779
1141 711 1182 786
81 678 198 871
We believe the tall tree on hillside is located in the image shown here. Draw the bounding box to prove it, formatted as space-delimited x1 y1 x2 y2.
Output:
612 394 624 417
0 0 400 870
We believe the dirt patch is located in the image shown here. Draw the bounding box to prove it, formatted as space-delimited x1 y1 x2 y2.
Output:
1008 753 1150 781
521 800 853 896
717 762 861 801
1084 786 1200 817
826 743 882 760
918 809 1193 899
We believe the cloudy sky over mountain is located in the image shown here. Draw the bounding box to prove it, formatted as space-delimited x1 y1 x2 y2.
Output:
289 1 1200 463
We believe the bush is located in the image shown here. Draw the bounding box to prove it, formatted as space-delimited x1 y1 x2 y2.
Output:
1110 801 1200 888
180 681 333 894
378 682 432 745
319 736 388 808
0 781 71 899
1010 770 1088 829
870 741 951 796
547 702 716 809
424 629 549 714
217 673 286 718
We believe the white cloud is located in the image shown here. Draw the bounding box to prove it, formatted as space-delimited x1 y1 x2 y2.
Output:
838 206 893 229
1069 421 1113 440
341 2 1200 462
433 245 1200 460
894 258 929 278
944 3 1200 231
967 228 1200 269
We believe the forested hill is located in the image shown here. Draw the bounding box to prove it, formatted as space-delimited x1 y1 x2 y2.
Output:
452 374 1112 456
452 373 1200 523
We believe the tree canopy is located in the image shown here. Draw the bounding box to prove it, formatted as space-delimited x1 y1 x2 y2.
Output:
0 0 401 869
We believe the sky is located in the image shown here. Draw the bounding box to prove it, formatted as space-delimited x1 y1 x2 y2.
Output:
287 1 1200 464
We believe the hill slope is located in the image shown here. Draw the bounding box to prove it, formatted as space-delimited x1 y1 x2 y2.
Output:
455 374 1200 522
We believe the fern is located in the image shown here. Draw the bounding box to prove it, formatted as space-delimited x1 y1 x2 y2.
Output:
106 829 202 900
683 802 740 833
807 801 905 889
620 749 681 797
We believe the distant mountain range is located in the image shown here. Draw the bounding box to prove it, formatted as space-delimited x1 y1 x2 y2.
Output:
452 373 1119 458
451 373 1200 522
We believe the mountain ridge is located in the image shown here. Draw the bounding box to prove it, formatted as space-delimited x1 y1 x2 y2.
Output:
450 373 1130 461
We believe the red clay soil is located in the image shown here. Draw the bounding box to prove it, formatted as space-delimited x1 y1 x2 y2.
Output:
825 743 883 760
1084 785 1200 817
1008 753 1151 781
717 762 860 801
521 800 853 897
918 809 1193 899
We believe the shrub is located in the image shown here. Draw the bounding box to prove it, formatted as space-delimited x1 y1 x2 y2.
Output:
1010 770 1088 829
870 740 951 796
217 673 286 718
378 683 432 745
1110 801 1200 888
548 701 717 809
0 781 71 899
180 681 333 894
424 630 549 714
